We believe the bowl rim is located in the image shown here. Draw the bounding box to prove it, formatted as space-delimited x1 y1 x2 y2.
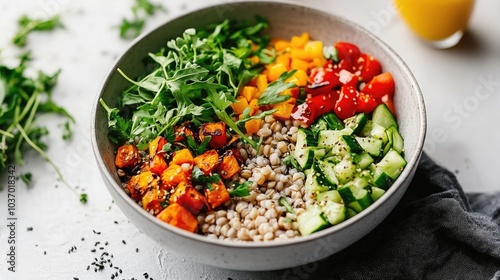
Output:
91 0 427 249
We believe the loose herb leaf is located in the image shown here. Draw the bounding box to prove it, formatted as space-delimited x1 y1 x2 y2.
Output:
119 0 164 39
279 196 295 214
12 15 63 47
62 121 72 140
323 45 339 62
191 166 221 190
21 172 32 185
80 193 88 204
229 181 252 197
283 154 301 171
257 70 297 106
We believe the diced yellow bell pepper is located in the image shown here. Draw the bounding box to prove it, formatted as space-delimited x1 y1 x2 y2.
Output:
272 101 295 120
248 99 259 115
249 55 260 65
290 32 310 48
290 48 311 61
290 58 310 72
255 74 268 94
309 56 327 69
305 41 324 59
286 69 309 87
231 96 249 115
273 39 290 52
275 53 291 68
267 63 288 82
241 86 259 102
245 118 262 134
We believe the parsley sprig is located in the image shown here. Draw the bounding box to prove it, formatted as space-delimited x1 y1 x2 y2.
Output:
119 0 163 39
12 15 63 47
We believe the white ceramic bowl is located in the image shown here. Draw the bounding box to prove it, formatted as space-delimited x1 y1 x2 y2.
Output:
91 0 426 271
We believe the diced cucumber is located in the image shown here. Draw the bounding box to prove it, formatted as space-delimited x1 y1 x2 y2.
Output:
305 169 330 193
346 207 358 218
387 126 404 154
333 158 356 184
372 103 398 130
294 128 317 169
316 189 342 203
344 113 368 135
355 152 374 170
377 149 407 179
344 177 369 190
370 123 389 144
339 184 374 212
338 186 356 204
370 186 386 201
341 135 363 154
310 118 328 138
321 201 346 226
311 148 326 159
321 112 345 130
372 170 393 189
317 128 353 149
360 119 373 137
355 136 383 157
316 160 339 187
297 204 329 236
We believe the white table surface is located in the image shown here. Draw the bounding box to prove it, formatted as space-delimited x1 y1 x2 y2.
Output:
1 0 499 279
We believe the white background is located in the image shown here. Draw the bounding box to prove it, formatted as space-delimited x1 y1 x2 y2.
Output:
0 0 499 279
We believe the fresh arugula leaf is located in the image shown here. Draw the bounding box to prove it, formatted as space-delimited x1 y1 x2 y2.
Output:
257 70 297 106
229 181 252 197
12 15 63 47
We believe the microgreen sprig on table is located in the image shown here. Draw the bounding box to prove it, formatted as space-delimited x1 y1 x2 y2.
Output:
103 17 292 151
0 52 82 201
119 0 164 39
12 15 63 47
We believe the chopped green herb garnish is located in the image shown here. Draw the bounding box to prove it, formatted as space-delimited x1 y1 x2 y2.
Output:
119 0 164 39
279 196 295 214
229 181 252 197
257 70 297 106
21 172 32 185
79 193 88 204
191 166 221 189
12 15 63 47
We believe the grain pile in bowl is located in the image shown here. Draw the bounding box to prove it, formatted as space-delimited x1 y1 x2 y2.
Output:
197 116 308 241
102 16 406 241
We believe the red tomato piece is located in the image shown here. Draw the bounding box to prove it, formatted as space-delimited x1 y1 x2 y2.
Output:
290 102 319 126
306 66 341 96
308 91 339 116
356 92 379 114
337 69 358 88
335 42 361 72
361 72 395 99
334 85 358 120
357 53 382 83
381 94 397 116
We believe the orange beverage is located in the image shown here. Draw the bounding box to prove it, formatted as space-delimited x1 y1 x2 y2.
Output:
394 0 475 47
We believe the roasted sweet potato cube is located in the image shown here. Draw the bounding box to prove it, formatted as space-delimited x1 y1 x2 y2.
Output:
216 150 241 180
170 148 194 166
174 125 194 142
142 188 166 215
169 181 206 215
199 122 227 149
157 203 198 233
205 180 230 209
194 149 221 175
149 154 167 175
125 171 158 201
149 136 167 158
115 144 141 169
160 164 189 190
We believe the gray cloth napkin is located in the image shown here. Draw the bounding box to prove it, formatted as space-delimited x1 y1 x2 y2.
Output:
279 153 500 280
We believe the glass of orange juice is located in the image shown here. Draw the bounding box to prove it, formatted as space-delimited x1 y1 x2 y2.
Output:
394 0 475 48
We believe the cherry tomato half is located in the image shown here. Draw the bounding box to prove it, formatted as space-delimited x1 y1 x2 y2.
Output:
357 53 382 83
361 72 395 99
334 85 358 120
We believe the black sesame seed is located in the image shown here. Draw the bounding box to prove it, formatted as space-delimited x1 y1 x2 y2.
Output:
136 248 139 253
91 249 96 253
105 241 109 246
114 221 118 224
87 265 90 270
27 227 33 231
122 240 126 245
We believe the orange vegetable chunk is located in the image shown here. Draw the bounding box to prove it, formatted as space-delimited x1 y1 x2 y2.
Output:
205 180 230 209
161 164 189 190
199 122 227 149
150 154 167 175
142 188 165 215
245 119 262 135
115 144 141 169
169 181 206 215
170 148 194 166
149 136 167 158
216 150 241 180
194 149 221 175
231 96 249 115
157 203 198 233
